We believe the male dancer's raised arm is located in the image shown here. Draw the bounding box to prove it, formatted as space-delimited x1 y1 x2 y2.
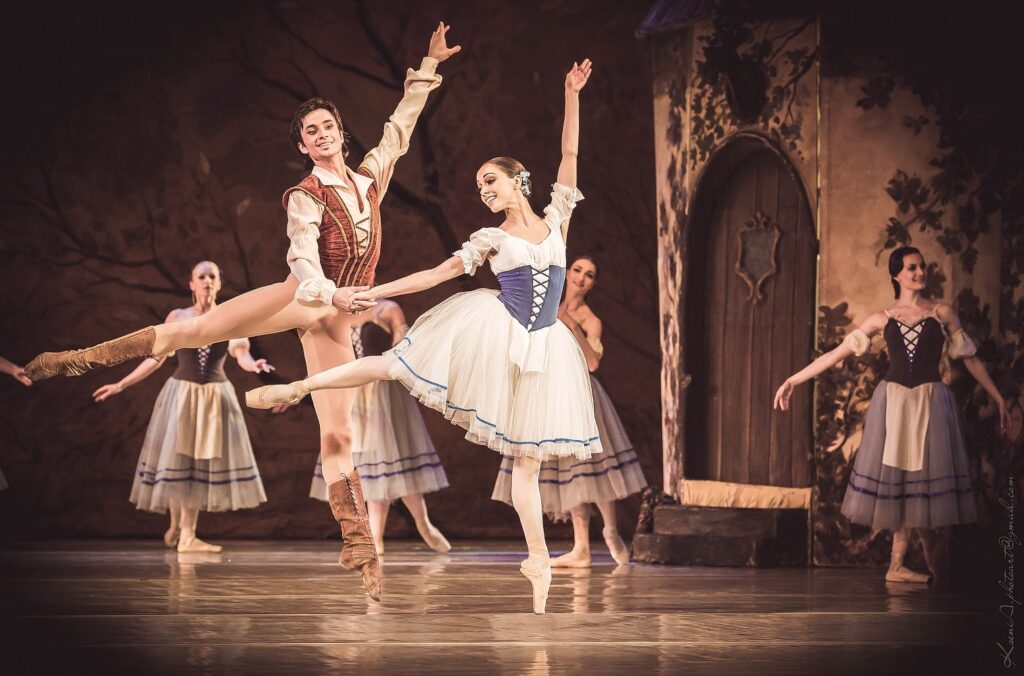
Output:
361 22 460 199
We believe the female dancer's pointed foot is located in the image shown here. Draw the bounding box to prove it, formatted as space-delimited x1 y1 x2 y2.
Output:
602 528 631 566
25 327 156 381
163 526 180 548
885 565 930 584
245 380 311 409
177 535 223 553
551 548 591 568
520 557 552 614
416 521 451 553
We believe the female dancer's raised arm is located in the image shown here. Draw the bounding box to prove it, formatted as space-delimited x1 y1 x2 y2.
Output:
555 59 591 242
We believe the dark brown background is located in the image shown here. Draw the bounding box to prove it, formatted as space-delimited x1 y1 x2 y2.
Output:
0 0 660 540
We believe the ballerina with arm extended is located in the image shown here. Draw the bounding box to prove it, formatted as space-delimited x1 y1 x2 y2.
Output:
247 60 597 613
92 261 273 552
774 246 1009 585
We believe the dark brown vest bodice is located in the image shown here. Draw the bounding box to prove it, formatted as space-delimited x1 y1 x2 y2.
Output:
883 317 944 388
282 170 382 288
172 342 228 384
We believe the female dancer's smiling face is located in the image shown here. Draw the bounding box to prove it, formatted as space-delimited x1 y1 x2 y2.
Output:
297 109 344 164
893 252 927 294
476 163 518 213
190 261 222 303
566 257 597 296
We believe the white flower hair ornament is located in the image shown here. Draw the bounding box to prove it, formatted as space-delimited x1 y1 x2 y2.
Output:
516 170 532 197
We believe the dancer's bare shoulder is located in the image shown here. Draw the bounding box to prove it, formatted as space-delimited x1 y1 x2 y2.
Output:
165 308 193 324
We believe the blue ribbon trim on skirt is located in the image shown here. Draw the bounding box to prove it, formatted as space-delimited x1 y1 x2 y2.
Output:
392 336 600 449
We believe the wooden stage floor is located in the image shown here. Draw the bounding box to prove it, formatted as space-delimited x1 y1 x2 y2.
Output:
0 540 1005 674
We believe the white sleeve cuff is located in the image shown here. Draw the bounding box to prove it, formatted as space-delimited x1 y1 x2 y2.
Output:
841 329 870 356
294 278 337 307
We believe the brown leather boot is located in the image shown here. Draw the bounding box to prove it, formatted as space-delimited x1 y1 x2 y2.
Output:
328 470 381 601
25 326 157 381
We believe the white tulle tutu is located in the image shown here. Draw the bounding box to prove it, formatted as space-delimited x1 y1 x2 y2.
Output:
386 289 601 461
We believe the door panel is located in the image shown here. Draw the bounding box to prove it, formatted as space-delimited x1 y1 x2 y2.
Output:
685 143 815 488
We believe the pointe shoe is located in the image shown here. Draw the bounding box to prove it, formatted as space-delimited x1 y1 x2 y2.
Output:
551 549 592 568
246 380 311 409
177 535 223 553
885 565 930 584
25 327 156 381
520 557 552 614
163 526 180 548
416 521 452 554
602 528 631 566
328 471 382 602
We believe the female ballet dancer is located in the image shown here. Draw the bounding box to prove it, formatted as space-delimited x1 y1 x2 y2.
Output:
492 254 647 567
246 60 598 613
0 356 31 490
25 23 461 600
309 299 451 555
93 261 272 552
774 246 1009 584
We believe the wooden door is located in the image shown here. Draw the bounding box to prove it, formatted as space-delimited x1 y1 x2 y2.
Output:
685 140 816 488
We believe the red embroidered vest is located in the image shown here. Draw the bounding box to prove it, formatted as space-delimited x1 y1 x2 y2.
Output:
281 170 382 288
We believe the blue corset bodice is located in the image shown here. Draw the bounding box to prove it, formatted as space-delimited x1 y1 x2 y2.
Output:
496 265 565 332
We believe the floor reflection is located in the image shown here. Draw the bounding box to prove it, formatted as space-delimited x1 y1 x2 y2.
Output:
0 540 996 674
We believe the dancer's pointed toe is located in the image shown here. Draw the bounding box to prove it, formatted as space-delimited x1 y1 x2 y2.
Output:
885 565 930 584
417 522 451 554
24 353 63 381
329 471 382 602
245 381 310 409
602 528 631 566
520 557 552 614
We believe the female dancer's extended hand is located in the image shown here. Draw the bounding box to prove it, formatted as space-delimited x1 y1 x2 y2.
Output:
774 379 795 411
0 357 31 386
249 359 275 374
565 59 592 94
427 22 461 62
333 286 374 313
997 398 1010 435
93 382 124 402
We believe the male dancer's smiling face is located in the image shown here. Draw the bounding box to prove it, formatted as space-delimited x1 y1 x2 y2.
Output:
475 163 516 213
298 109 344 164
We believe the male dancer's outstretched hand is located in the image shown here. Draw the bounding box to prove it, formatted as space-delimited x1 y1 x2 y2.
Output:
427 22 461 62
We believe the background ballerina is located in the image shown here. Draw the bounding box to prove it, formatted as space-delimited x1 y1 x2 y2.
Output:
774 246 1008 585
246 59 597 613
492 254 647 567
93 261 273 552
